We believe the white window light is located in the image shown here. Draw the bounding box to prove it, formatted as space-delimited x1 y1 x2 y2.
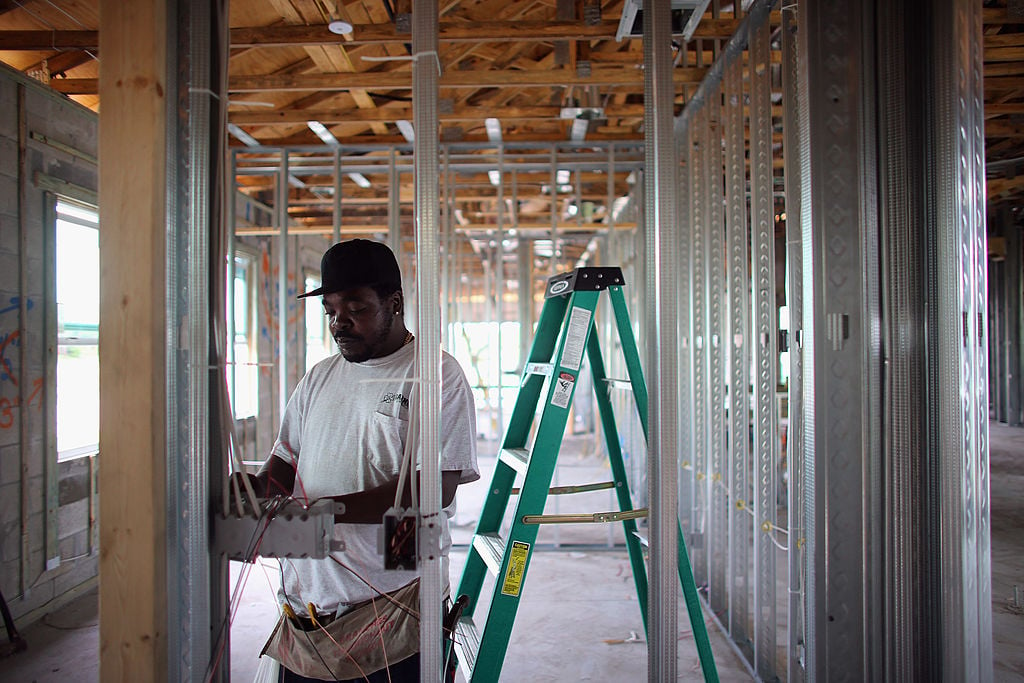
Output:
396 120 415 143
348 172 372 189
307 120 339 146
484 117 502 144
488 170 501 186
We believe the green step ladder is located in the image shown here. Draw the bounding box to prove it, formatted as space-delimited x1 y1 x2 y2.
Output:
452 266 719 682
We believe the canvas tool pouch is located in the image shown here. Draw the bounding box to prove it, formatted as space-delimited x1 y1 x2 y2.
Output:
261 579 420 680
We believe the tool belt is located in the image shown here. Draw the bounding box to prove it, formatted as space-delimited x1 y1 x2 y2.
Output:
262 579 420 680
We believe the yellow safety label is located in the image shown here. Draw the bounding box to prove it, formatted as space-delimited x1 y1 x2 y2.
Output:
500 541 531 597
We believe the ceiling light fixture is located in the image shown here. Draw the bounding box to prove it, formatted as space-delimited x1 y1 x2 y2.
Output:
569 118 589 143
307 120 339 146
227 123 259 147
396 120 415 143
348 173 372 189
484 117 502 144
328 19 353 35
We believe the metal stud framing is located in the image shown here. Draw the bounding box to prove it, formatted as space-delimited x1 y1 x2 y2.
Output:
642 0 680 676
177 0 995 678
276 151 290 419
749 14 779 681
780 5 806 680
168 1 216 679
706 82 728 619
799 0 881 677
722 53 750 653
412 1 444 678
677 134 694 545
1004 218 1022 426
688 104 709 587
932 0 993 678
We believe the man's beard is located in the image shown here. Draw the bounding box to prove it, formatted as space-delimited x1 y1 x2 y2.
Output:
335 311 394 362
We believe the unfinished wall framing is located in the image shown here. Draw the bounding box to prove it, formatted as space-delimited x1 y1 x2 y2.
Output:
0 63 100 627
671 0 992 680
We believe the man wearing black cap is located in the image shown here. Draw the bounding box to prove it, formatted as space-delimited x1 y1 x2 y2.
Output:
249 239 479 682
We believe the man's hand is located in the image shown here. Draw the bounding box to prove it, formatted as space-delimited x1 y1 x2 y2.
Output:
231 457 296 499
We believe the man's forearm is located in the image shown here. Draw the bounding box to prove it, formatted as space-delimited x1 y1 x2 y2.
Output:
331 481 403 524
331 471 461 524
255 455 296 496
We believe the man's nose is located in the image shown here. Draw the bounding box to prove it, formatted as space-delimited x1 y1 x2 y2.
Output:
329 315 349 333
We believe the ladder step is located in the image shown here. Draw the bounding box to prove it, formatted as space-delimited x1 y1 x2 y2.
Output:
453 616 480 679
498 447 530 475
524 362 554 377
472 532 506 577
521 508 649 525
511 480 616 496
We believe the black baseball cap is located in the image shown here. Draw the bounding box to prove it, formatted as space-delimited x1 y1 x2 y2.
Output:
297 239 402 299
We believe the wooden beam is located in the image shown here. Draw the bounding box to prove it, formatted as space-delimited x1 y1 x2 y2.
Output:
236 220 638 236
26 50 95 77
985 46 1024 62
0 14 749 52
988 174 1024 198
982 75 1024 90
98 0 168 681
229 103 647 125
228 16 745 47
984 102 1024 116
52 65 709 95
229 66 708 91
0 29 99 50
232 19 621 46
982 7 1024 24
984 61 1024 77
986 119 1024 138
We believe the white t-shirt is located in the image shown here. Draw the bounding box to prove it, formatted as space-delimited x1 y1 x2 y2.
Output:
270 340 479 615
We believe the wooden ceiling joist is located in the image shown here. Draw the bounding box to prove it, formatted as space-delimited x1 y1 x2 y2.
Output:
228 103 647 125
50 66 709 96
0 14 749 52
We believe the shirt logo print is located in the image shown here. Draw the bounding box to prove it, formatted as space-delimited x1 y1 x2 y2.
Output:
380 392 410 408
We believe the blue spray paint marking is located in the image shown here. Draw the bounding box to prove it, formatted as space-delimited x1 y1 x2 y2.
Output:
0 297 35 317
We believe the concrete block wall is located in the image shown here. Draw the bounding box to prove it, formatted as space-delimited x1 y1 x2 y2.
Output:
0 64 99 624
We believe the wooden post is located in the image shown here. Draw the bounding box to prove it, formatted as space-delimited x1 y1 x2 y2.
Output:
98 1 168 681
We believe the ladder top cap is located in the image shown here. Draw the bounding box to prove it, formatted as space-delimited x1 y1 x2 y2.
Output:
544 267 625 298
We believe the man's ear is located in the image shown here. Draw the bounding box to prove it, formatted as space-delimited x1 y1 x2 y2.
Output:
392 290 404 316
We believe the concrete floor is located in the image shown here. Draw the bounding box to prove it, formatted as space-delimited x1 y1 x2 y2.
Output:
2 426 1023 682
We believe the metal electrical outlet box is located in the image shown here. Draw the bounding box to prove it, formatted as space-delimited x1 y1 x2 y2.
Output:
213 499 343 562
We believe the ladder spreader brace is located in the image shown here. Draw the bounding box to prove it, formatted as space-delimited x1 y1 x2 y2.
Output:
451 266 719 682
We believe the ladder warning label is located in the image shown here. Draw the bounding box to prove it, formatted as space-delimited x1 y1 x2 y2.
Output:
551 372 575 409
500 541 531 597
560 307 592 370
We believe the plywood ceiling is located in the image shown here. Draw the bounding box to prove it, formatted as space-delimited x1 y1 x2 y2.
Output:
1 0 1022 280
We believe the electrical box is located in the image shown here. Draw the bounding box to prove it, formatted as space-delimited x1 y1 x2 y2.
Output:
213 498 344 562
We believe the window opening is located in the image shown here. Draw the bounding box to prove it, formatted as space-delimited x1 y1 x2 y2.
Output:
229 254 258 418
56 198 99 461
304 273 333 372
